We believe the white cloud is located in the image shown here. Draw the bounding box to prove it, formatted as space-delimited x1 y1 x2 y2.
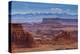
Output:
50 8 77 15
12 8 77 16
65 9 77 15
50 8 64 14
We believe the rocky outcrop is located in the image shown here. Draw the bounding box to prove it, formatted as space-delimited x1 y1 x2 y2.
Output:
11 23 35 48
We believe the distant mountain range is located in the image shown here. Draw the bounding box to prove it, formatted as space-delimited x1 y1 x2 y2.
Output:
43 18 78 22
10 13 78 23
11 13 77 19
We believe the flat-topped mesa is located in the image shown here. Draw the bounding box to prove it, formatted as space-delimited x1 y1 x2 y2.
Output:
42 18 77 23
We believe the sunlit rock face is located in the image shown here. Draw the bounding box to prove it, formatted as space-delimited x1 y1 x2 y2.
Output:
11 23 35 48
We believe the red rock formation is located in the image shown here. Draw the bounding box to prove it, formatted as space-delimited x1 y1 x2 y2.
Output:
52 30 77 45
11 23 35 48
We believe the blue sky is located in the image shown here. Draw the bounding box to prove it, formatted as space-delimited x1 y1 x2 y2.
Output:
10 1 78 23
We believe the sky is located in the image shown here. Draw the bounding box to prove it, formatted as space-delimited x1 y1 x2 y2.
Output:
9 1 78 23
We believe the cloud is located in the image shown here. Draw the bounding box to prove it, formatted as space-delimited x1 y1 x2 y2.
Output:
65 9 77 15
12 8 77 16
50 8 64 14
50 8 77 15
